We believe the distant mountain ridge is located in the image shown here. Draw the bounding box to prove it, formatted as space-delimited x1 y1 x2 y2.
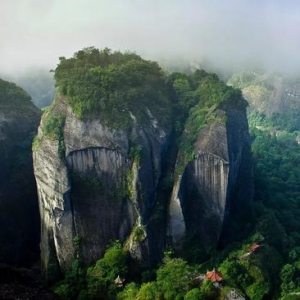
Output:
228 71 300 115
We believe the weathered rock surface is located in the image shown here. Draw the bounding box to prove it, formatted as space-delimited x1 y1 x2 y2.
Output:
34 83 252 278
33 96 170 278
0 79 41 266
169 103 253 251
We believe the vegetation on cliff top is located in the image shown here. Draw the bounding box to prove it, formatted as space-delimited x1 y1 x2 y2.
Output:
53 47 247 133
174 71 245 173
32 101 66 157
48 47 248 168
54 47 172 129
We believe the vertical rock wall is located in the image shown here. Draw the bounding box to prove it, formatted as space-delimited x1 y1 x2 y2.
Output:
169 106 252 251
33 99 170 276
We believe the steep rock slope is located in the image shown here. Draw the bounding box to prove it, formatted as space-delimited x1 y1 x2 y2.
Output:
169 96 253 251
0 79 41 265
33 48 253 279
33 49 172 280
34 98 170 279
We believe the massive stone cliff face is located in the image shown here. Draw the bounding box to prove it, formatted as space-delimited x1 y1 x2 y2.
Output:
169 102 253 251
33 96 170 279
0 79 41 266
33 58 253 279
34 91 253 278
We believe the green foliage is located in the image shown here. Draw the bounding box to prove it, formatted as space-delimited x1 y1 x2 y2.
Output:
227 71 258 89
176 72 244 173
245 281 269 300
247 110 272 128
73 236 81 258
184 288 203 300
271 108 300 132
53 259 86 299
251 128 300 239
42 113 65 140
32 136 42 151
0 78 41 122
132 226 146 243
243 106 300 297
128 141 142 161
117 282 139 300
197 281 220 300
40 104 66 158
228 71 278 91
155 256 194 300
54 47 171 129
0 78 31 105
53 241 129 300
136 282 161 300
227 71 279 113
85 241 129 299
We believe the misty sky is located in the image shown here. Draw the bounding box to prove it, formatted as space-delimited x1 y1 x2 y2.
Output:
1 0 300 75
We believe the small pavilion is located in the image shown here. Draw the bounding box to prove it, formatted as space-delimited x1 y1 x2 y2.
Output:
205 268 223 285
114 275 125 287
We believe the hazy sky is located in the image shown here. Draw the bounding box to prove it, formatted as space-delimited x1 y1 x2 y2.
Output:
1 0 300 75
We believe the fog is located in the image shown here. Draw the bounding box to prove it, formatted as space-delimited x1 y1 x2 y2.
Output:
1 0 300 76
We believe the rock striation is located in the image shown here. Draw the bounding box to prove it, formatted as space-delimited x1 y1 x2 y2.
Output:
33 50 253 279
169 102 253 251
33 96 170 279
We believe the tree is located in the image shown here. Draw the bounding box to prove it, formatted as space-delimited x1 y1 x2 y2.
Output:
156 256 193 300
136 282 161 300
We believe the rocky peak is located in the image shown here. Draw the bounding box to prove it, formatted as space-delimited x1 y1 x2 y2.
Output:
0 78 41 266
33 48 253 279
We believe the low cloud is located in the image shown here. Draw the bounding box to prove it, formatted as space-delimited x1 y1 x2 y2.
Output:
1 0 300 76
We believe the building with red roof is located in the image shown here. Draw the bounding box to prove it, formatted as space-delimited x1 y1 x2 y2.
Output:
205 268 223 283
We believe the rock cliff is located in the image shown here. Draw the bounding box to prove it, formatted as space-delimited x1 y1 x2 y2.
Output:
0 79 41 265
33 49 253 278
33 95 171 279
169 99 253 251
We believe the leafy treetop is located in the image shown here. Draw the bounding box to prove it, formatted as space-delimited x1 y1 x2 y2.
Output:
54 47 171 129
